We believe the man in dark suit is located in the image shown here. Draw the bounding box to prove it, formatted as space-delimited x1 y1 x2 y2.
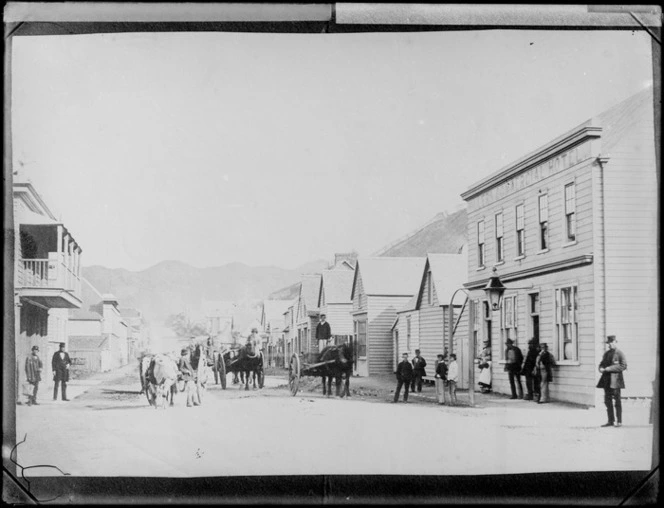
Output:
504 339 524 399
51 342 72 401
411 349 427 392
597 335 627 427
316 314 332 351
393 352 414 403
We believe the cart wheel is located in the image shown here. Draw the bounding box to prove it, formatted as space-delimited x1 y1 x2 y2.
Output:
288 354 301 396
219 357 227 390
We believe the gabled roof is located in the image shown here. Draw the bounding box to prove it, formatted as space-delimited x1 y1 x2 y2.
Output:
320 269 355 305
417 253 468 308
397 294 419 314
299 273 322 313
352 257 426 298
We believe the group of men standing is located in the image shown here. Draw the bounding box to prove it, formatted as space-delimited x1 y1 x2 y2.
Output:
23 342 72 406
393 349 459 405
504 338 556 403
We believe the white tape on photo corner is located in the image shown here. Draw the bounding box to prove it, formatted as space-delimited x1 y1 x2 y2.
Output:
334 4 661 28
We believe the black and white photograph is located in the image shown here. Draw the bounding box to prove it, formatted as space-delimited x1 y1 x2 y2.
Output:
3 3 660 504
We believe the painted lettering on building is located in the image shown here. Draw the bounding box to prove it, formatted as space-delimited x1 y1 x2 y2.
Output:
471 141 592 209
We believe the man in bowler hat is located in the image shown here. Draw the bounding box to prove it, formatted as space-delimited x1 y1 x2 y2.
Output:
52 342 72 401
25 345 43 405
597 335 627 427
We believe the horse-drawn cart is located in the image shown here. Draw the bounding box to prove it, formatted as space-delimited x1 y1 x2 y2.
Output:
288 346 352 397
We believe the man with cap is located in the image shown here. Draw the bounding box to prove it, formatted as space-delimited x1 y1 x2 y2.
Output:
597 335 627 427
393 352 414 403
434 353 448 404
25 345 43 405
523 339 540 401
504 338 524 399
51 342 72 401
316 314 332 351
535 343 556 404
411 349 427 393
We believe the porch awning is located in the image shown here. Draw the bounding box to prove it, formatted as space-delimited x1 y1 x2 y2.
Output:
18 208 62 226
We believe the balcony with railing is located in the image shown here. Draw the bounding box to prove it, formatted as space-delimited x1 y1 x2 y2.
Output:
17 221 83 309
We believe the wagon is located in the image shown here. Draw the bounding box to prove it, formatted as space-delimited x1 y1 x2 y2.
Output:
287 353 338 396
218 347 265 389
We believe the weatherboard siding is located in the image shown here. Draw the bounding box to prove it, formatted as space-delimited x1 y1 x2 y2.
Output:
368 296 411 375
602 115 657 398
396 310 420 359
323 303 353 336
353 272 367 313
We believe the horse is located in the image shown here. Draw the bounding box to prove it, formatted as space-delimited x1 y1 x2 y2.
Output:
233 341 264 391
146 354 179 409
319 343 353 398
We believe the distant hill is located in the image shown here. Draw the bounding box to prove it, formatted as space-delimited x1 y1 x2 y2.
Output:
266 209 468 300
374 208 467 257
82 260 313 326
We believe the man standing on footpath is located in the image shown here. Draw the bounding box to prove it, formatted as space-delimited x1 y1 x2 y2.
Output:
411 349 427 393
523 339 540 401
434 353 447 405
316 313 332 352
535 343 556 404
446 354 459 406
393 352 413 403
25 345 43 406
597 335 627 428
504 338 524 399
52 342 71 401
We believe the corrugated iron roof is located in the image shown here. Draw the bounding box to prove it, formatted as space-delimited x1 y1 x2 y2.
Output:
397 294 419 314
594 86 654 157
69 308 103 321
425 252 469 305
321 269 355 305
354 257 426 297
300 273 322 312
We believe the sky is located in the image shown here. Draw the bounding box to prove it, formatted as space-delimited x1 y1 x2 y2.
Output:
11 29 654 271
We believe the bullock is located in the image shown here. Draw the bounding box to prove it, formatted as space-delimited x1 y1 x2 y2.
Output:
146 354 179 409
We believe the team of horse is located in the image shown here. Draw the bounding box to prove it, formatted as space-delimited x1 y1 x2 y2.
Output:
139 338 353 407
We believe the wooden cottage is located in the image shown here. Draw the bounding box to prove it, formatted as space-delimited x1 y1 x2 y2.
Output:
295 274 322 359
318 269 355 346
351 257 426 377
414 253 469 386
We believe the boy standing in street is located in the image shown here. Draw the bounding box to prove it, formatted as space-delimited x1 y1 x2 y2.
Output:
411 349 427 393
447 354 459 406
393 352 414 403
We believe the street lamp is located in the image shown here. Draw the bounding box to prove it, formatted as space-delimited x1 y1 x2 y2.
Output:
484 267 506 311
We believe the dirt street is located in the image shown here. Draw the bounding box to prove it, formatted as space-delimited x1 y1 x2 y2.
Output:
13 364 653 477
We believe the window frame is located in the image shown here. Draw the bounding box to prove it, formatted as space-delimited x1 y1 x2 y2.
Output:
555 284 578 362
477 220 485 268
538 194 549 251
495 212 504 263
500 294 518 359
564 182 576 243
515 203 525 258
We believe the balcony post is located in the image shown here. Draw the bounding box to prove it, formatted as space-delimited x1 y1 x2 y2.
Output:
56 225 63 256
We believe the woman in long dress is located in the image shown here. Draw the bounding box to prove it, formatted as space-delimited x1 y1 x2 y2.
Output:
478 342 492 393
